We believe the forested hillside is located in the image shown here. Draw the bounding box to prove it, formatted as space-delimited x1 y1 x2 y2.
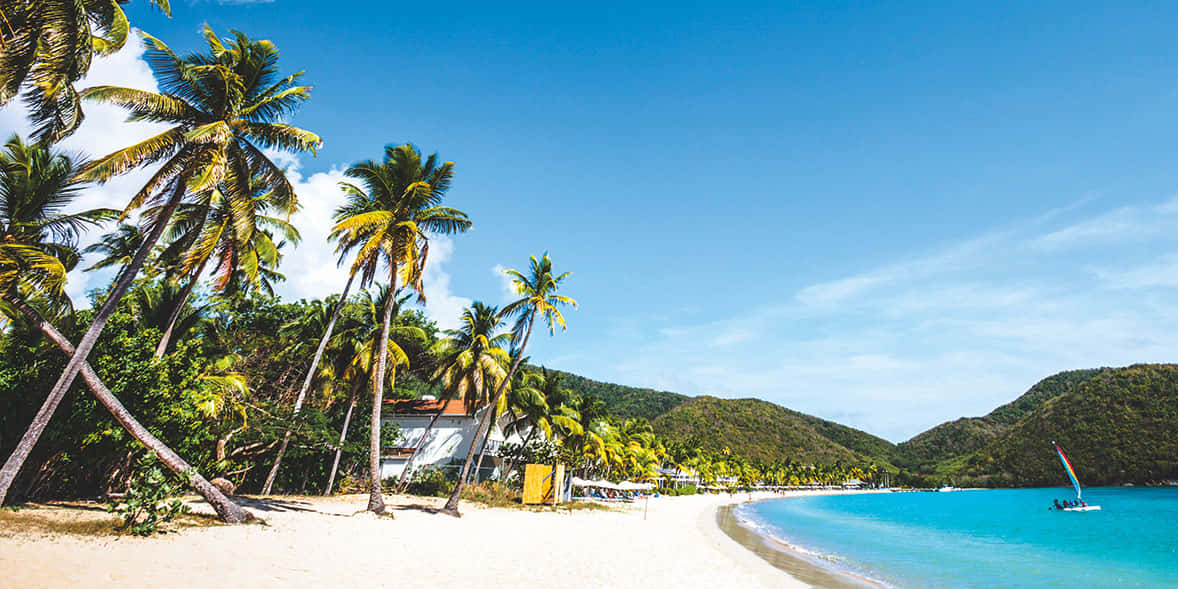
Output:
540 369 688 420
650 396 897 467
948 364 1178 487
895 369 1106 475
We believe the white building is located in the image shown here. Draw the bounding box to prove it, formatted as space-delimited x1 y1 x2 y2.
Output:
380 399 523 481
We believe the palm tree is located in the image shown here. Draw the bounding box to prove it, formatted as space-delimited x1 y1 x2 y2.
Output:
320 287 422 494
0 134 115 294
422 302 511 487
0 0 171 141
499 367 581 482
328 144 470 514
82 223 144 272
0 27 317 518
442 253 576 516
0 136 246 520
393 302 509 492
152 180 299 358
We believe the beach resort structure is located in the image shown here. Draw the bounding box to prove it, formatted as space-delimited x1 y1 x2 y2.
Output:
380 398 524 480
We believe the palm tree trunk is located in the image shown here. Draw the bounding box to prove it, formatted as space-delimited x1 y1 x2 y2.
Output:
1 294 252 522
395 404 447 493
472 403 501 483
263 272 356 495
0 179 185 506
501 427 536 483
367 267 397 514
324 376 363 495
442 310 536 516
152 254 212 359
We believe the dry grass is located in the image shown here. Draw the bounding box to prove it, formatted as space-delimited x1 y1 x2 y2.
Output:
0 501 223 539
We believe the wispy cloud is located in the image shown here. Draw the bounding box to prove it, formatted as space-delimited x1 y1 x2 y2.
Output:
599 195 1178 441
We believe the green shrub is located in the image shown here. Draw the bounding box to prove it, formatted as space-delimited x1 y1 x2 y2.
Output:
402 467 452 497
107 453 189 536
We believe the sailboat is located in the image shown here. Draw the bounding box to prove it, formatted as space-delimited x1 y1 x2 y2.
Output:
1052 442 1101 512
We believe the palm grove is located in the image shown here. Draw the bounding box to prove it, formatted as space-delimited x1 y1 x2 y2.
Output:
0 2 884 523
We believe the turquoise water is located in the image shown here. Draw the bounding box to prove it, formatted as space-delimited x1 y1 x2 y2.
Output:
738 488 1178 588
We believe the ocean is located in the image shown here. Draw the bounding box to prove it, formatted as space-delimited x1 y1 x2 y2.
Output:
736 488 1178 588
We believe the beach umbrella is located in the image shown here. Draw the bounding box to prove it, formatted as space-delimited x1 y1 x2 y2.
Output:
594 479 621 490
570 476 593 487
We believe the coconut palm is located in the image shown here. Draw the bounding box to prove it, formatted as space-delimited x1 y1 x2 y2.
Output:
151 180 299 358
0 135 243 519
314 287 422 494
125 278 207 340
0 0 171 141
442 254 576 516
392 302 508 491
326 144 470 513
0 134 115 293
0 27 317 520
81 223 144 273
499 367 581 482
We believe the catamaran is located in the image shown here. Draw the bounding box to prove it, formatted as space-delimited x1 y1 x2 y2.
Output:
1052 442 1101 512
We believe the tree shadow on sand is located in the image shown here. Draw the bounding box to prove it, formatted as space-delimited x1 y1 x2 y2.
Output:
229 496 321 513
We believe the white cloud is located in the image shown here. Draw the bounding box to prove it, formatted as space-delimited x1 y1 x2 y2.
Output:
491 263 515 303
420 236 471 330
1091 253 1178 290
712 327 751 346
1 40 476 330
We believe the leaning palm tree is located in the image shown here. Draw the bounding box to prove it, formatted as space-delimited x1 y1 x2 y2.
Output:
442 253 576 516
0 27 318 520
325 144 470 514
393 303 509 492
408 302 510 490
0 136 244 520
151 180 299 358
0 0 171 140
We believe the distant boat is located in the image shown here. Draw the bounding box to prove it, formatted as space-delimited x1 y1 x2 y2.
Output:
937 485 958 492
1052 442 1101 512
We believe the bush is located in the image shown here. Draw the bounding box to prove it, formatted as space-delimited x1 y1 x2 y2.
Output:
664 484 697 496
461 481 520 507
402 467 452 497
107 453 189 536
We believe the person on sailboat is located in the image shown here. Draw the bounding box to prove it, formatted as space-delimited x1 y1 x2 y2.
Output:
1053 499 1063 510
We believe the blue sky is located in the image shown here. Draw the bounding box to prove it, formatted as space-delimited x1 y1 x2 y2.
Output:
7 1 1178 441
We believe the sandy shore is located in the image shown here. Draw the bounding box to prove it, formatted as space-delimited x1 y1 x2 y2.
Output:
0 490 848 588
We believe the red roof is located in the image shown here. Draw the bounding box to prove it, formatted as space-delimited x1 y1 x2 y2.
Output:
384 399 471 416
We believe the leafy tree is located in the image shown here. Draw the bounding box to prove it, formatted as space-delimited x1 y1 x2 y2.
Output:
152 178 299 358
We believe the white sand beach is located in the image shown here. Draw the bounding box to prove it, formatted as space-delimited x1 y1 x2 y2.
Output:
0 491 834 588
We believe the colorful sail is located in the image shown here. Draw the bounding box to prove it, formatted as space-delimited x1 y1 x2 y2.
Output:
1054 442 1082 499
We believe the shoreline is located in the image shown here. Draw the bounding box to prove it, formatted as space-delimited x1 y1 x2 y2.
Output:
0 489 900 588
0 492 812 588
714 490 891 589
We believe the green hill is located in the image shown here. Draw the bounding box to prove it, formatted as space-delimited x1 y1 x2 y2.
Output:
651 396 897 467
948 364 1178 487
541 369 688 421
896 369 1106 474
